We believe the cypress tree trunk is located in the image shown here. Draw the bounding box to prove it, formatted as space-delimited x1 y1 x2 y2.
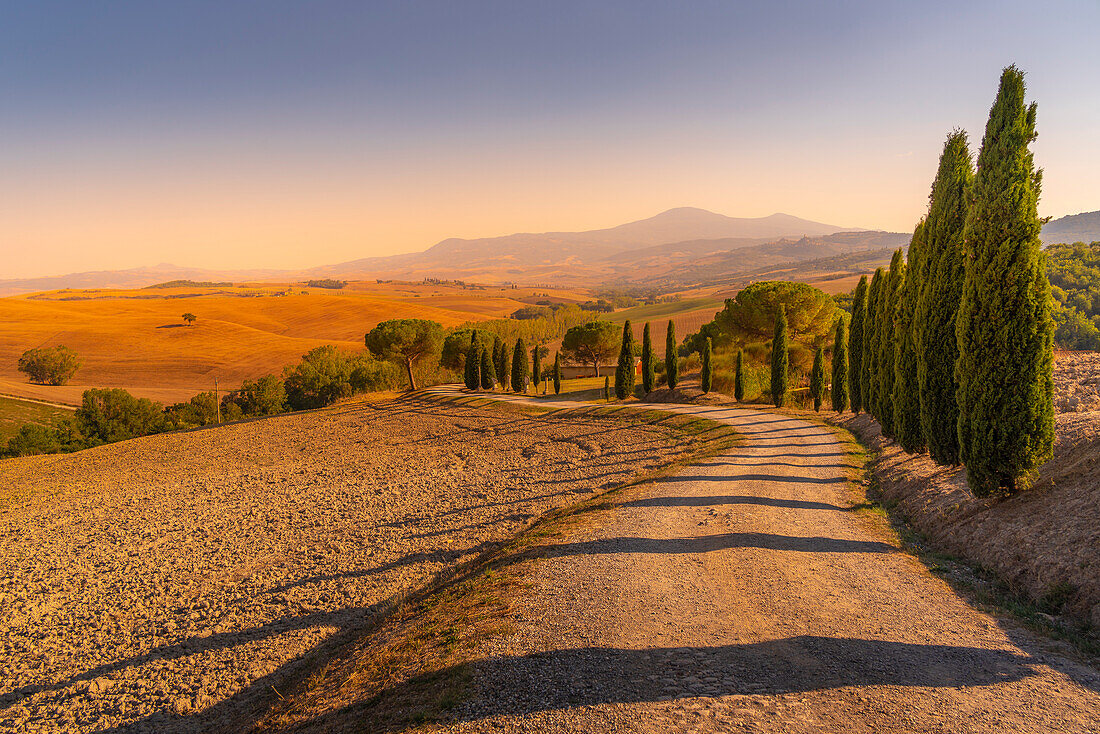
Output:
917 131 973 466
500 341 511 392
832 319 849 412
464 334 479 390
512 338 529 394
956 66 1054 495
641 322 655 394
848 275 868 413
810 346 825 412
770 307 789 407
553 352 562 394
480 346 495 390
862 269 884 420
700 337 713 393
893 224 926 453
615 320 636 399
734 349 745 402
876 250 905 438
665 321 679 389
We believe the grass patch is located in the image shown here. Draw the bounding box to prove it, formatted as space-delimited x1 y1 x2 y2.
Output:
0 395 74 443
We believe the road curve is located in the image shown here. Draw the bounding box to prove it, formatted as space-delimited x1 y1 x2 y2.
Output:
423 385 1100 733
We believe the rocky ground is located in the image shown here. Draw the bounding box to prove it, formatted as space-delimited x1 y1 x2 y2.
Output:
0 394 702 733
1054 350 1100 413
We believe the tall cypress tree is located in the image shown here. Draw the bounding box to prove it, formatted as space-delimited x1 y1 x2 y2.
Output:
553 351 562 394
893 223 926 453
480 346 495 390
700 337 713 393
640 322 656 394
770 307 789 407
832 318 849 412
512 338 529 393
493 336 506 388
810 346 825 412
531 343 542 390
665 320 679 389
956 66 1054 495
500 340 512 391
464 333 480 390
848 275 868 413
917 131 973 466
876 250 905 438
862 268 884 418
615 320 636 400
734 349 745 402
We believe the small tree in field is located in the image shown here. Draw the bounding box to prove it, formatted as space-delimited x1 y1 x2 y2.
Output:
831 318 849 412
700 337 713 393
480 346 495 390
665 321 679 389
365 319 444 391
810 346 825 412
770 308 789 407
641 322 656 394
18 346 82 386
512 338 529 393
734 349 745 401
615 320 636 400
553 351 562 394
182 312 196 326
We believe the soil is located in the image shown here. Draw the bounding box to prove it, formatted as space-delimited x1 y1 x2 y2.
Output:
0 394 701 733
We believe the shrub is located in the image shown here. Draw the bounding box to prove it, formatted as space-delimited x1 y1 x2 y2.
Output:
17 346 82 386
75 388 169 446
283 345 392 410
165 391 220 429
6 423 63 457
235 374 287 416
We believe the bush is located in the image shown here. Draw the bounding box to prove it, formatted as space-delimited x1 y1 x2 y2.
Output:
6 423 63 457
75 388 169 446
17 346 82 385
283 346 394 410
165 391 220 429
236 374 288 416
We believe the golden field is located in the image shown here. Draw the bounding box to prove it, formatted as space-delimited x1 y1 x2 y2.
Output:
0 282 585 405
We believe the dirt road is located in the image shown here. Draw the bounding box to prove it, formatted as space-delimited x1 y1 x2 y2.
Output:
425 387 1100 733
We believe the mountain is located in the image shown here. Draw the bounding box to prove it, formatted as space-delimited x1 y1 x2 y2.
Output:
0 208 864 296
1042 211 1100 245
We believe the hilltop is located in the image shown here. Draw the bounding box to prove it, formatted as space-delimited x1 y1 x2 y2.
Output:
1042 210 1100 245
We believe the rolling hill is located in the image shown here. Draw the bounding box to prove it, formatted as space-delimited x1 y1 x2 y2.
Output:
1042 211 1100 245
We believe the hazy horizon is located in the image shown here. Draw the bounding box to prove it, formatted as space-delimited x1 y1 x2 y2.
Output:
3 1 1099 279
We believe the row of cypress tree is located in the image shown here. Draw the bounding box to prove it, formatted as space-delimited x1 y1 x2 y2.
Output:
463 333 566 394
843 66 1054 496
613 319 686 399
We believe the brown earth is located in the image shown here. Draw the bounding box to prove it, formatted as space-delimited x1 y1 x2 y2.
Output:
0 394 708 733
260 390 1100 732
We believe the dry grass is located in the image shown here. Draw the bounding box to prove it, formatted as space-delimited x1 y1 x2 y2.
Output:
0 285 520 404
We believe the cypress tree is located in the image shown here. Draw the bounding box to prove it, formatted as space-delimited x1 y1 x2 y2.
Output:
500 340 512 391
832 318 849 412
700 337 713 393
734 349 745 402
480 346 495 390
615 321 636 400
893 223 926 453
512 338 529 393
861 269 884 419
810 346 825 411
603 376 610 401
848 275 868 413
640 322 656 394
493 335 506 388
665 320 679 389
770 307 789 407
464 334 480 390
531 343 542 389
956 66 1054 495
553 351 562 394
917 131 973 466
876 249 905 438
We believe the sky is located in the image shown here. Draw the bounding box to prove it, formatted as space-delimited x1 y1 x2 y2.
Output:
2 0 1099 279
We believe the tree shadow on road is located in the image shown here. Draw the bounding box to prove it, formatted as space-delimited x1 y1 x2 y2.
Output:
623 494 851 511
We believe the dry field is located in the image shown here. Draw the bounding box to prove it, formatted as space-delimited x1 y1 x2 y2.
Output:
0 282 570 405
0 393 706 733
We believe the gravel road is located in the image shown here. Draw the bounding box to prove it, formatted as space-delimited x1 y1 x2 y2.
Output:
422 389 1100 733
0 394 699 733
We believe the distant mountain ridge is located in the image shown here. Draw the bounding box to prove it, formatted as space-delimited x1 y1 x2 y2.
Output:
1042 211 1100 245
0 207 881 296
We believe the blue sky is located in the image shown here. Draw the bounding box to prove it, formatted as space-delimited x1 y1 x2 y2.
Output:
2 1 1098 277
